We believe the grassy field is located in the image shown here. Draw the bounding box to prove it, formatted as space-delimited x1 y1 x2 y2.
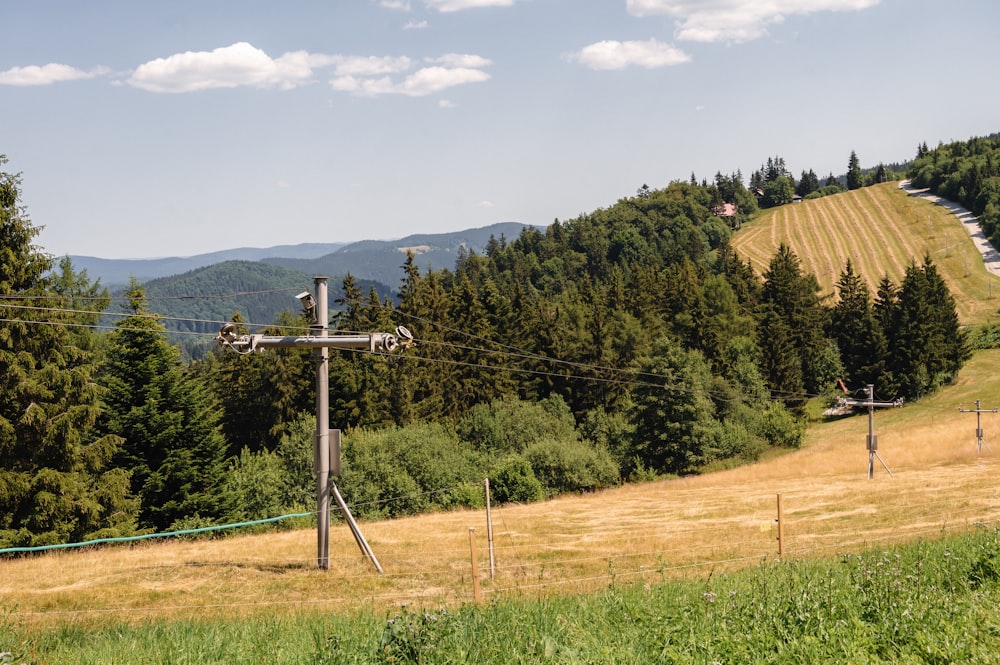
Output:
731 182 1000 325
7 530 999 663
5 351 1000 628
5 350 1000 661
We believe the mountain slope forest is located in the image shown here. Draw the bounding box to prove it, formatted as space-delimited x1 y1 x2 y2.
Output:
0 138 983 548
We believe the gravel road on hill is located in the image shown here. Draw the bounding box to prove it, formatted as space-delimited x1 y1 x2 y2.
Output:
900 180 1000 277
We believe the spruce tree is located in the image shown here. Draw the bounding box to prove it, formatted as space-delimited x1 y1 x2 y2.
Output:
847 150 864 190
100 281 235 531
761 244 831 395
0 156 138 547
830 259 887 389
630 338 717 475
888 256 968 399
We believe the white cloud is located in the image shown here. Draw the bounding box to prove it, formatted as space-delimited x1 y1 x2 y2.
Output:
568 39 690 70
378 0 412 9
398 66 489 95
478 200 495 208
439 99 457 108
330 55 413 77
329 53 491 97
0 63 108 86
626 0 880 43
431 53 492 68
424 0 515 12
128 42 318 92
16 40 489 97
404 20 430 29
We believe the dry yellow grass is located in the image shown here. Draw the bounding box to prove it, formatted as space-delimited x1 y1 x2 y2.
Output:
6 352 1000 629
731 182 1000 325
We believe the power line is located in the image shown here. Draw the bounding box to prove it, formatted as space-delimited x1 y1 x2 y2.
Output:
0 310 821 405
0 286 306 302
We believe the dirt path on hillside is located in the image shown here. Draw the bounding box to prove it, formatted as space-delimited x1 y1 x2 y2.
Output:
900 180 1000 276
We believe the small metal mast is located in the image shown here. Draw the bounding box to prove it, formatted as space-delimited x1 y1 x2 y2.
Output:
216 276 413 570
837 384 902 479
958 400 997 455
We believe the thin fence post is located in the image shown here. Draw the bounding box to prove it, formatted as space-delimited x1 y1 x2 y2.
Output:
776 493 785 558
468 527 482 604
484 478 495 579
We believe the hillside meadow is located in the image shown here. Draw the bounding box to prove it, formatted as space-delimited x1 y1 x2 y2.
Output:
4 351 999 662
5 349 1000 622
731 181 1000 325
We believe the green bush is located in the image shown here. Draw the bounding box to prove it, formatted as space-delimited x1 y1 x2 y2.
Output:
524 438 619 496
970 323 1000 350
340 423 484 518
226 447 287 525
274 412 317 510
489 455 545 504
578 406 635 467
457 396 579 456
758 400 805 448
711 418 768 463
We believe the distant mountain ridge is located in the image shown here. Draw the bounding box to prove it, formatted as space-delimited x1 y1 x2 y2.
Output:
70 222 536 289
260 223 533 285
69 243 347 287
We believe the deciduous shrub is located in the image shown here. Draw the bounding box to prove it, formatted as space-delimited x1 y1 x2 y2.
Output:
524 438 619 496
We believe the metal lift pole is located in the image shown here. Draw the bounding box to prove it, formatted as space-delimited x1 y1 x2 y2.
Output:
215 284 413 571
314 277 331 570
958 400 998 455
836 384 902 479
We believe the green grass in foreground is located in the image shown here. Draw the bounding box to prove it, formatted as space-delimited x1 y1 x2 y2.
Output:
7 527 1000 664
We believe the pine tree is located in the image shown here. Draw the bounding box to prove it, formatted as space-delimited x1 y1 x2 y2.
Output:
847 150 864 190
830 260 887 389
887 256 969 400
0 156 138 547
100 281 235 531
630 338 717 475
761 244 831 394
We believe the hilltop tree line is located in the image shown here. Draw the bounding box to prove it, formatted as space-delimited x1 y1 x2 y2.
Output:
0 148 966 548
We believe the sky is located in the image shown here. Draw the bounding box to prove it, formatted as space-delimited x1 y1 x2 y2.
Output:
2 0 999 260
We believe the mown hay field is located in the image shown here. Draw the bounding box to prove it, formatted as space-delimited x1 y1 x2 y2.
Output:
731 182 1000 325
5 351 1000 630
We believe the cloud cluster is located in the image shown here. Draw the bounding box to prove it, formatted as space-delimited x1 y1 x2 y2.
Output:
0 63 108 86
330 54 491 97
626 0 880 43
128 42 319 93
0 0 881 89
567 39 690 71
1 41 491 96
568 0 878 70
423 0 516 11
